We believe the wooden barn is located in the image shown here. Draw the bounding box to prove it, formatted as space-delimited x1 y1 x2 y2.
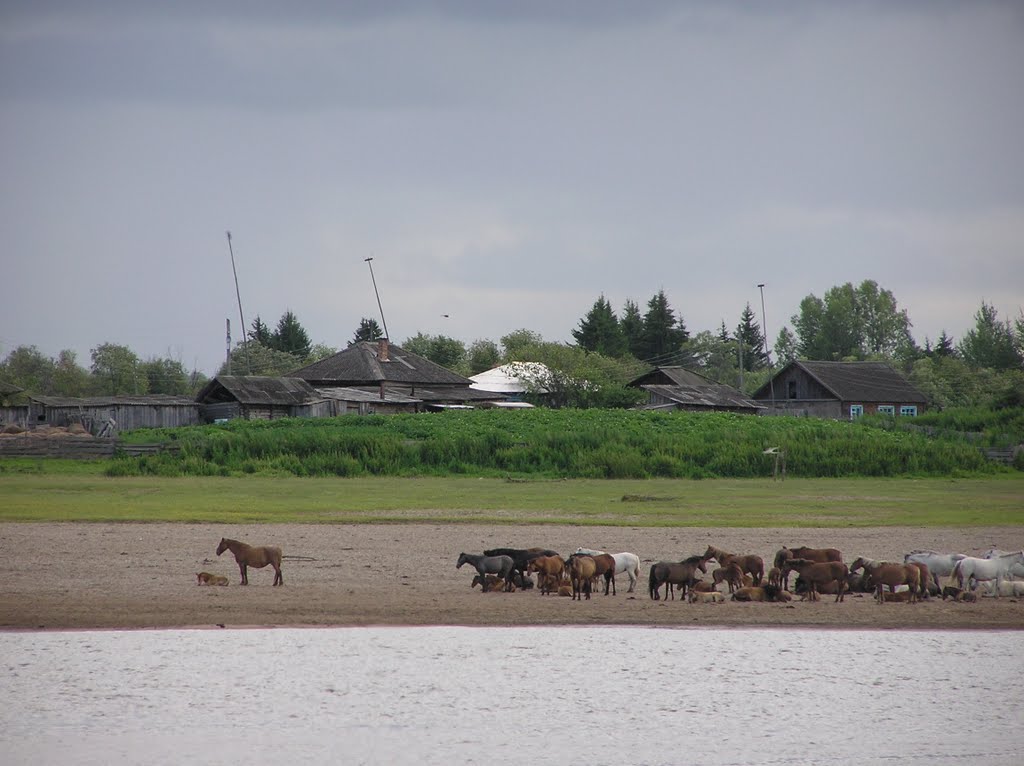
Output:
289 339 502 408
627 367 764 414
17 394 199 433
195 376 334 422
752 360 929 419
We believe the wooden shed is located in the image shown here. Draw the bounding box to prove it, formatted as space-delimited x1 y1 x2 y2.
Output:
752 360 929 419
195 376 332 422
627 367 765 414
22 394 199 433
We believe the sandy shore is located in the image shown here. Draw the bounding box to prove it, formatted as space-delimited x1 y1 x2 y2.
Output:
1 523 1022 631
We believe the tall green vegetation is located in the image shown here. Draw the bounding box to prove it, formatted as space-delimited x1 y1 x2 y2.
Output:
111 408 1009 479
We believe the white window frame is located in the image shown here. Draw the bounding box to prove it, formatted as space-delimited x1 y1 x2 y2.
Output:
877 405 895 415
850 404 864 419
900 405 918 417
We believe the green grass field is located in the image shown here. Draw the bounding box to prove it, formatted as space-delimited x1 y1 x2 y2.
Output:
1 469 1021 526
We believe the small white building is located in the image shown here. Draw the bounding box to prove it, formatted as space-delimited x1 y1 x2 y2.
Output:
469 363 550 396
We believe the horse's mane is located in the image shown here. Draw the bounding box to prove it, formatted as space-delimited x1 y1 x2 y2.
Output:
679 555 704 565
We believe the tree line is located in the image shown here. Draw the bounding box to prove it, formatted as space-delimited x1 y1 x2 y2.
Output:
2 281 1021 411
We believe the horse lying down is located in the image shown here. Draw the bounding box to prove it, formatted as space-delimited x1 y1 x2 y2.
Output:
472 574 516 592
196 572 229 586
876 590 916 603
688 590 725 603
731 585 793 602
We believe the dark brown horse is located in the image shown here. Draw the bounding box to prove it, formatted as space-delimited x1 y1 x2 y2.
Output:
216 537 283 586
780 558 848 602
712 562 745 594
648 555 707 601
774 546 843 589
703 545 764 586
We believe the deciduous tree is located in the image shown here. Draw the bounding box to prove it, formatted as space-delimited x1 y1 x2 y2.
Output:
90 343 146 395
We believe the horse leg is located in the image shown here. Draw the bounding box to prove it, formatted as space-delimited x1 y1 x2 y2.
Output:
238 562 248 586
628 567 637 593
274 564 283 586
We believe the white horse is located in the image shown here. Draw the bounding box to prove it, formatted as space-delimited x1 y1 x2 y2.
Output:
904 550 967 592
952 551 1024 597
981 548 1024 579
575 548 640 593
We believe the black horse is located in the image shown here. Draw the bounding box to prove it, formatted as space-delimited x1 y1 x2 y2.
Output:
484 547 559 589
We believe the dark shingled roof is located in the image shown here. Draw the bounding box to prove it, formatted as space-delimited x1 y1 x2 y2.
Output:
289 341 470 387
195 376 320 406
0 381 24 396
754 361 928 403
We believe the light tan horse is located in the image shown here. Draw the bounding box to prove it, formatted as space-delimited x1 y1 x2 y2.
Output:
216 537 284 586
196 572 228 586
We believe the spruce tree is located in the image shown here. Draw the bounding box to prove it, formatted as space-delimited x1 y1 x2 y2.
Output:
572 295 626 357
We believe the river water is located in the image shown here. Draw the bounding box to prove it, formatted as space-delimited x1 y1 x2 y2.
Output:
2 626 1022 766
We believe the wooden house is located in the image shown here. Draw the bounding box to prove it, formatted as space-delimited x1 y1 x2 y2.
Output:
289 339 502 408
195 376 335 422
627 367 764 414
752 360 928 419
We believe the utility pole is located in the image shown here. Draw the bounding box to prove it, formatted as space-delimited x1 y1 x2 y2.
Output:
365 256 390 340
226 231 251 374
758 283 776 412
226 318 231 375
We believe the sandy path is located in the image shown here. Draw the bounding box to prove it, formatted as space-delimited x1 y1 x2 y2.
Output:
1 523 1022 631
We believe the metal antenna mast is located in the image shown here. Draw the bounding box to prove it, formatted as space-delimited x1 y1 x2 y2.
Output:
364 256 390 339
226 231 251 374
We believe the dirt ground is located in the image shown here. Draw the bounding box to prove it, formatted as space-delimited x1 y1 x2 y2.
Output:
1 523 1022 631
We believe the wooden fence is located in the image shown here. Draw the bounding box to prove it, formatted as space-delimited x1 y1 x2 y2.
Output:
0 437 180 460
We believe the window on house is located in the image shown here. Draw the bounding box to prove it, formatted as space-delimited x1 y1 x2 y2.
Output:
900 405 918 417
787 380 797 399
850 404 864 419
877 405 895 416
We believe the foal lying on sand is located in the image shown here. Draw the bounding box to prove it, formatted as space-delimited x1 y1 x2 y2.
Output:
196 572 229 586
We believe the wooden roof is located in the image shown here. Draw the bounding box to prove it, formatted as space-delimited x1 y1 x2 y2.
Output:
195 376 320 406
289 340 471 387
629 366 764 412
29 394 196 407
753 361 928 403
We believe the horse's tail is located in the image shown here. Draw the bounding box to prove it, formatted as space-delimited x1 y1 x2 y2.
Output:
951 559 964 589
648 565 659 600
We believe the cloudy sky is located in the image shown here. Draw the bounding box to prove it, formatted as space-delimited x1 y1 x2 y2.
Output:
2 1 1022 375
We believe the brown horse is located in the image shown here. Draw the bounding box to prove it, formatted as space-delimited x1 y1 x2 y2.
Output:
568 554 598 601
780 558 849 602
703 545 764 586
774 546 843 589
850 557 920 604
712 562 744 594
527 555 566 595
216 537 284 586
648 555 707 601
585 553 618 596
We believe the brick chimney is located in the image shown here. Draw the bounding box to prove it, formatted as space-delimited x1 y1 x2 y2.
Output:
377 338 390 362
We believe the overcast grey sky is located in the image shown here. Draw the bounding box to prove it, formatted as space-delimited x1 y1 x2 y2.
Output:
2 1 1022 375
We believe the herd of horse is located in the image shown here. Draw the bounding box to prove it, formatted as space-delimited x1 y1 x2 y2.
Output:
455 543 1024 605
201 534 1024 605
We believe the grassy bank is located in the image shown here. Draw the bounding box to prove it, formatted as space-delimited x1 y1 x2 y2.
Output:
1 473 1021 526
109 409 1011 479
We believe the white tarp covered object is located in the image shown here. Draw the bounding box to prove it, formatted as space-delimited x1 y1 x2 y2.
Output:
469 363 550 394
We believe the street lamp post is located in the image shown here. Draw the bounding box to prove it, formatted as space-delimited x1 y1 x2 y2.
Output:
758 283 776 412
